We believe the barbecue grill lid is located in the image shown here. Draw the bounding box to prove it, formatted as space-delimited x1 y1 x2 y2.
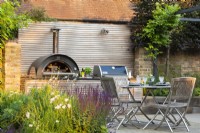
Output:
93 65 128 77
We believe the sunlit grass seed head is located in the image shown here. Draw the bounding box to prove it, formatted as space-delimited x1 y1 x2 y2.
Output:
29 124 33 127
26 112 30 119
55 104 61 109
64 98 69 102
62 105 66 109
67 104 71 108
50 97 56 103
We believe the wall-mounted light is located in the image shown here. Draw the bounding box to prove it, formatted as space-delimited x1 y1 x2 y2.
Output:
101 28 109 35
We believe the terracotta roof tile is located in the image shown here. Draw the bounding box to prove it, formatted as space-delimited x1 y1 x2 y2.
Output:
28 0 134 22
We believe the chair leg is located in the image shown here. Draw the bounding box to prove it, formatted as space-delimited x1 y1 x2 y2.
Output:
155 117 174 132
174 108 191 126
181 116 190 132
116 106 140 130
124 107 137 124
155 110 174 133
184 116 191 126
143 110 160 129
110 106 123 122
138 107 152 122
174 109 190 132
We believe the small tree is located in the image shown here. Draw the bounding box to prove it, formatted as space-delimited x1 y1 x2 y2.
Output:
141 2 181 77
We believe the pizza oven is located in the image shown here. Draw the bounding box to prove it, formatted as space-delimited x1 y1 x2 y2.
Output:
28 27 79 79
28 54 79 79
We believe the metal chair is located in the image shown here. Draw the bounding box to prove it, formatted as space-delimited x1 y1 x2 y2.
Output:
100 76 142 129
143 77 196 132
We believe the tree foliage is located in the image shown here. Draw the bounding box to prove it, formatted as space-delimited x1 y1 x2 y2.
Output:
0 0 31 48
26 7 55 22
0 0 54 48
130 0 200 52
142 2 181 59
171 1 200 52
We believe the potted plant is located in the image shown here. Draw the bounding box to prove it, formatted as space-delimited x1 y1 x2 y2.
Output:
84 67 92 77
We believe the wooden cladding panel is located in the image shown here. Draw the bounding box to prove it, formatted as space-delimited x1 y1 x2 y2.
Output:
19 22 134 75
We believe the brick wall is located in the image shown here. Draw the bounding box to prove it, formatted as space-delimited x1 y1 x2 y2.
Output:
4 42 21 91
134 48 200 77
25 79 101 94
3 43 200 92
158 52 200 76
133 48 152 76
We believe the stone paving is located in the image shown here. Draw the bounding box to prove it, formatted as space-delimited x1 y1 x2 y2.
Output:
108 113 200 133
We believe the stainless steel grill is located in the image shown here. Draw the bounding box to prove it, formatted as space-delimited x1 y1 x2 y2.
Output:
93 65 128 78
94 65 130 101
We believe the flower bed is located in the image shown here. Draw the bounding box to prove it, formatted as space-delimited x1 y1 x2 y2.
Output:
0 86 111 133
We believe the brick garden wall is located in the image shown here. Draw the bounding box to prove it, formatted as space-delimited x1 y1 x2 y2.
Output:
134 48 200 77
3 44 200 92
158 52 200 76
133 48 152 76
4 42 21 91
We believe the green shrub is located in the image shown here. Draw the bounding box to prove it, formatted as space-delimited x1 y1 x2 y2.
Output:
193 87 200 96
0 90 30 130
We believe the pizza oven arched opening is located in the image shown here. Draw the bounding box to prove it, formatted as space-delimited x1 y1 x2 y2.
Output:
28 54 79 79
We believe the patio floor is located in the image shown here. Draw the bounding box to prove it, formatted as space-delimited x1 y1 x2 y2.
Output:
108 113 200 133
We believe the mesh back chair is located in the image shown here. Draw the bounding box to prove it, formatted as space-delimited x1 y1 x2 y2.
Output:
143 77 196 132
100 77 124 126
101 77 144 129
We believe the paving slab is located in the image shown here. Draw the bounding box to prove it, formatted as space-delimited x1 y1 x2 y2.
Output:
108 113 200 133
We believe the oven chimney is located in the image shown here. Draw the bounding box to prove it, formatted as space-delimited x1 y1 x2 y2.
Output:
51 27 60 54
